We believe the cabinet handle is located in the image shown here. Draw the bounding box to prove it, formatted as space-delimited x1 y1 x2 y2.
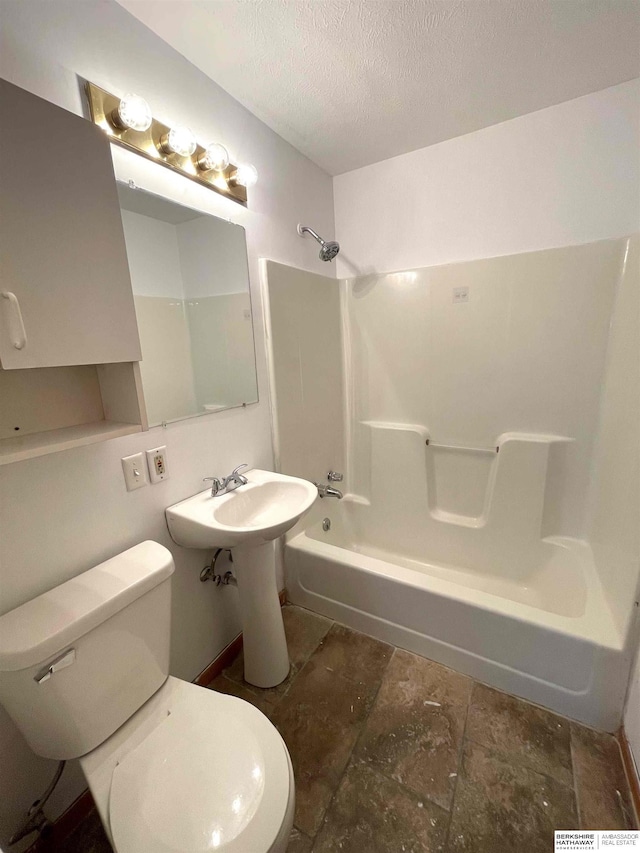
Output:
1 291 27 350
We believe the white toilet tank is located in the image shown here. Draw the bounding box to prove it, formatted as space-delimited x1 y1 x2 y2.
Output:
0 541 174 760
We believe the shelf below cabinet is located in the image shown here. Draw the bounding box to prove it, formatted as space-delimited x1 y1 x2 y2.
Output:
0 361 147 465
0 421 143 466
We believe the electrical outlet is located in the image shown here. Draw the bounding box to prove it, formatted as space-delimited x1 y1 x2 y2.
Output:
121 452 148 491
146 446 169 483
452 286 469 303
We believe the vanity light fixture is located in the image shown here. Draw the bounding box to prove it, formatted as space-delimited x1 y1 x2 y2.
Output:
85 81 253 206
159 125 197 157
230 164 259 188
111 93 152 132
197 142 230 172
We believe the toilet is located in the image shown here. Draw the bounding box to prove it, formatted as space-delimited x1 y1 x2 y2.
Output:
0 541 294 852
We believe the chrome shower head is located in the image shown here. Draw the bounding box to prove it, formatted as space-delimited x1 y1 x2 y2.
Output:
297 224 340 262
319 241 340 262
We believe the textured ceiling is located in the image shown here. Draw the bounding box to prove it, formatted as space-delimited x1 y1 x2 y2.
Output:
117 0 640 175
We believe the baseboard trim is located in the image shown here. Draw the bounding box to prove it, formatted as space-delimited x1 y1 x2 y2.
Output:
27 589 287 851
193 631 243 687
194 588 287 687
619 726 640 829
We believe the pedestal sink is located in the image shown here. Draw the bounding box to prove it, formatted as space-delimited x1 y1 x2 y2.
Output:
165 469 317 688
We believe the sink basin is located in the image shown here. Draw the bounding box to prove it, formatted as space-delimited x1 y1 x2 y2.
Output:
166 468 317 549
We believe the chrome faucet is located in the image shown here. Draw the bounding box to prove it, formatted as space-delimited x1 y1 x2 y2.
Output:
316 483 343 499
203 464 249 497
315 471 344 499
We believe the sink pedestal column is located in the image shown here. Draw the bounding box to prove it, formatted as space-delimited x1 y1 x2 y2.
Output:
232 542 290 688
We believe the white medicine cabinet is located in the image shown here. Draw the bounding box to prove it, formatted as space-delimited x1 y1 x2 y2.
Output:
0 79 146 464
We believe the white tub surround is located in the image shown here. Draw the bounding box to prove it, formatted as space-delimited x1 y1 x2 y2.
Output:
267 235 639 732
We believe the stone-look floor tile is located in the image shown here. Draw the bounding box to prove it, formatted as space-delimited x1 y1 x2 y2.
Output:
288 827 314 852
280 653 380 726
310 623 393 685
270 701 362 836
206 673 274 716
223 650 297 701
270 622 393 835
223 605 333 701
353 648 472 810
571 723 634 829
465 683 573 787
281 605 333 668
446 740 577 853
52 808 112 853
313 762 449 853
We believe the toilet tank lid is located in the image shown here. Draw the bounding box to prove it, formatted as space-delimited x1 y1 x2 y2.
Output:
0 541 174 672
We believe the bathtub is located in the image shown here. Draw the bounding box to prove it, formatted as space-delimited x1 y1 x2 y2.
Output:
285 500 630 730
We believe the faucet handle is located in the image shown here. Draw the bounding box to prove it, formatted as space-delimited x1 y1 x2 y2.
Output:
231 463 249 482
203 476 223 496
327 470 343 482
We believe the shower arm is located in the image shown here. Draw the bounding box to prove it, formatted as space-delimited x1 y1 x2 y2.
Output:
297 224 325 246
297 223 340 262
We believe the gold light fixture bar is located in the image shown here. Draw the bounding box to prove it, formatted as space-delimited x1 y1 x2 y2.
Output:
85 82 248 207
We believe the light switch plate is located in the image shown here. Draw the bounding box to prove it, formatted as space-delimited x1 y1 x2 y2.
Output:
121 452 149 491
146 446 169 483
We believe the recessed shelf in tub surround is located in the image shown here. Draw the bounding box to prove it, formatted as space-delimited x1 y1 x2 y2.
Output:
354 423 573 536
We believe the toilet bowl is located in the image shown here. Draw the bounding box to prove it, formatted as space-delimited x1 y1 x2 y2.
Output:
81 677 294 853
0 541 293 853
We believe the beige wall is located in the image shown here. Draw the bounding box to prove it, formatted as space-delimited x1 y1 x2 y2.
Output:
582 235 640 771
343 239 623 538
134 296 197 424
265 261 345 485
187 293 257 410
585 235 640 636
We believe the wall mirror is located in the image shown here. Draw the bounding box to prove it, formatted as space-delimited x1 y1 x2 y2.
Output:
117 184 259 426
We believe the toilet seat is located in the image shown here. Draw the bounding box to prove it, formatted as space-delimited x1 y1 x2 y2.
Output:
80 677 292 853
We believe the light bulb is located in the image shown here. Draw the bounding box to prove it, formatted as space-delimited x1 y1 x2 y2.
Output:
197 142 229 172
114 93 152 132
231 164 258 188
164 126 197 157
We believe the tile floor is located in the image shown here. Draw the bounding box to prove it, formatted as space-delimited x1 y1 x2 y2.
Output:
55 605 636 853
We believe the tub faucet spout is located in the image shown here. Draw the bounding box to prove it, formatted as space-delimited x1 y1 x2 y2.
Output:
315 483 343 499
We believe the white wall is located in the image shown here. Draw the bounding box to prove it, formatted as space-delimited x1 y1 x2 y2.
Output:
0 0 333 848
178 216 250 297
334 79 640 277
625 641 640 779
